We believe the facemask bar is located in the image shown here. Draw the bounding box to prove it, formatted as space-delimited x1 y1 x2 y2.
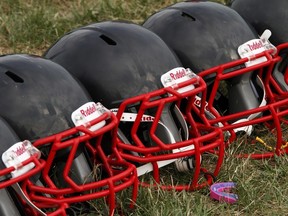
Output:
115 73 225 191
264 42 288 101
198 48 288 159
16 108 138 216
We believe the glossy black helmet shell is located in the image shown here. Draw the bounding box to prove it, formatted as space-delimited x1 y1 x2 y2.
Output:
0 54 92 141
44 21 182 109
143 1 258 73
231 0 288 46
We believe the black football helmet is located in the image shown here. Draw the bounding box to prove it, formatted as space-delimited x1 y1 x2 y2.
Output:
0 54 138 215
143 1 262 116
231 0 288 100
143 1 288 159
45 21 225 191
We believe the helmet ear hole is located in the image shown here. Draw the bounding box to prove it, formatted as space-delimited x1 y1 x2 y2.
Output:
5 71 24 83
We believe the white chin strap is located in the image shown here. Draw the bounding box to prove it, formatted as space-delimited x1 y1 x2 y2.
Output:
111 108 195 176
12 183 46 216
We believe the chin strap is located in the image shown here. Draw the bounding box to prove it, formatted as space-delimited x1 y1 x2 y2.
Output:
111 108 195 176
11 183 46 216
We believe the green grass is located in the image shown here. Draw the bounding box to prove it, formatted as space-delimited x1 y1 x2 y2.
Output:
1 0 288 215
124 154 288 216
0 0 229 54
0 0 183 54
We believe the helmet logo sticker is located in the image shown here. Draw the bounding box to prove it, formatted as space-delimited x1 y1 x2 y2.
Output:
238 29 276 67
71 102 108 132
2 140 41 178
161 67 199 93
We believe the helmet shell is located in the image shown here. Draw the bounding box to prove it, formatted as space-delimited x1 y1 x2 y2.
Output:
0 54 91 141
44 21 182 108
143 1 258 72
231 0 288 45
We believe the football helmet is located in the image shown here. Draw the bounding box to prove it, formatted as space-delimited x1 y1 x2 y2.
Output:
0 54 138 215
44 21 225 191
231 0 288 101
143 1 288 159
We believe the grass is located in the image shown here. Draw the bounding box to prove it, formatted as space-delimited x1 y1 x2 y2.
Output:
0 0 230 55
1 0 288 215
125 154 288 216
0 0 183 54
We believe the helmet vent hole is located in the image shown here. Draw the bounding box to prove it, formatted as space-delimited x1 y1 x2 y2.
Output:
181 12 196 21
5 71 24 83
99 34 117 46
